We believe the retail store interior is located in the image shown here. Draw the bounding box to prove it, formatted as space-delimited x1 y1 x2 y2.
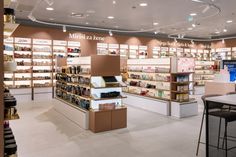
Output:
2 0 236 157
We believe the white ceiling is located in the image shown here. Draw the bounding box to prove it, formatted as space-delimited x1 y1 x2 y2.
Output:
5 0 236 39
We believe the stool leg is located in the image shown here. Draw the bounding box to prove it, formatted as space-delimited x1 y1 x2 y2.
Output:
196 109 205 156
225 121 228 157
217 117 222 149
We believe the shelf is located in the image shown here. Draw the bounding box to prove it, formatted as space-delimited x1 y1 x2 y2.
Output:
57 80 90 88
171 90 190 94
33 51 51 53
57 88 91 100
128 78 170 83
14 57 31 59
4 113 20 121
171 98 195 103
33 79 51 80
14 51 32 53
195 73 214 75
91 84 126 89
66 73 91 78
171 72 194 75
14 80 31 81
128 71 170 74
14 72 32 74
4 23 19 39
33 58 52 60
33 86 52 88
33 72 52 73
55 97 88 112
124 92 170 101
91 95 127 101
128 85 170 91
171 81 193 84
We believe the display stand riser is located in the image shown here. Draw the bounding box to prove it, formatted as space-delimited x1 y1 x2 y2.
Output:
171 101 198 118
54 100 89 129
123 93 170 116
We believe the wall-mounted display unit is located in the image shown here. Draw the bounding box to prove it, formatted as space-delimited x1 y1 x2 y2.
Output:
129 45 138 59
232 47 236 59
67 41 81 58
169 48 177 57
138 46 148 59
120 44 128 58
212 48 231 60
108 44 119 55
152 46 161 58
160 47 169 58
194 61 215 86
176 48 184 57
97 43 108 55
3 37 82 91
32 39 53 88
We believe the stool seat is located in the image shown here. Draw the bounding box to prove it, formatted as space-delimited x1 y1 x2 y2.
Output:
210 111 236 122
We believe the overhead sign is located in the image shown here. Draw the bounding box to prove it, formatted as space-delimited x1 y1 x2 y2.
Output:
69 33 105 41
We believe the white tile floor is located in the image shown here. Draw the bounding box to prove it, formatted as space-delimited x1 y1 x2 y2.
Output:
10 93 205 157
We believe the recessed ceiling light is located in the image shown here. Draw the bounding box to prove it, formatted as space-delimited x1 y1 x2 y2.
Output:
192 0 203 2
49 18 54 20
113 1 116 4
46 7 54 11
188 27 193 30
153 22 159 26
107 16 114 19
85 22 89 25
154 31 158 34
71 13 85 18
192 23 196 27
190 13 197 16
227 20 233 23
215 31 220 34
139 3 148 7
223 29 227 32
86 10 95 14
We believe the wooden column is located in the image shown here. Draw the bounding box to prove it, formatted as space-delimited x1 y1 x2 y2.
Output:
0 1 4 156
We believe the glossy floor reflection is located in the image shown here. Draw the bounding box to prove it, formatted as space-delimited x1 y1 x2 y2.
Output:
11 93 205 157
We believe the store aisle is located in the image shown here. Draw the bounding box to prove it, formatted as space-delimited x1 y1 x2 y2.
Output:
10 94 205 157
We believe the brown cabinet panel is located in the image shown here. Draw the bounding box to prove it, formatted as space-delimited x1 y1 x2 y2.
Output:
111 108 127 130
89 110 112 133
89 107 127 133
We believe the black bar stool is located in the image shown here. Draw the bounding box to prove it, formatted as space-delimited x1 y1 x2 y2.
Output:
196 93 236 157
196 94 223 156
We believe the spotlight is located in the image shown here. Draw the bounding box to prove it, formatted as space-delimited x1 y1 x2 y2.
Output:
28 13 36 21
192 23 196 27
222 39 225 44
63 25 67 32
109 30 113 36
174 38 177 43
191 40 194 44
